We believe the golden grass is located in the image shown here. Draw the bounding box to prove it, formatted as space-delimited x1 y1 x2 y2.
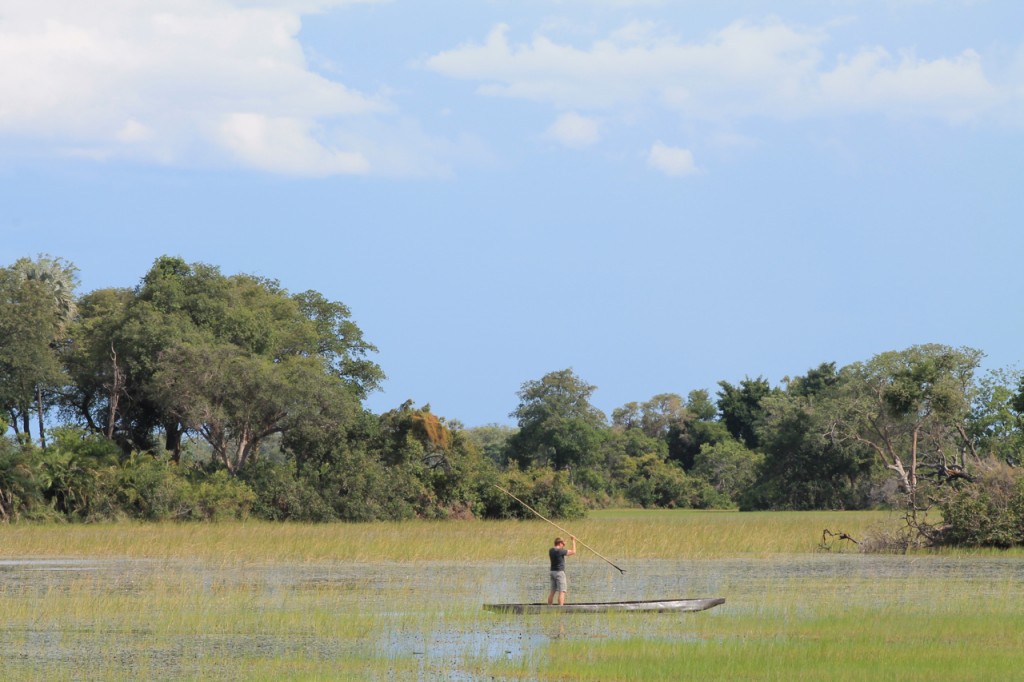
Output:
1 512 1022 681
0 510 910 563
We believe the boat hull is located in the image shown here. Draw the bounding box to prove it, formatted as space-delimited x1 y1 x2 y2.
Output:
483 597 725 614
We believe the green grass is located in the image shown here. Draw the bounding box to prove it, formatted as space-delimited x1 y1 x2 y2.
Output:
0 512 1021 680
504 601 1024 681
0 510 905 562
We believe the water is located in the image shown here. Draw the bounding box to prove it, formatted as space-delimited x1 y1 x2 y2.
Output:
1 555 1022 680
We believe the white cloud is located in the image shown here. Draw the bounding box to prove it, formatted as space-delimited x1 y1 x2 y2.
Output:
426 18 1013 125
647 142 698 177
545 112 601 148
818 47 999 123
218 113 370 176
0 0 404 175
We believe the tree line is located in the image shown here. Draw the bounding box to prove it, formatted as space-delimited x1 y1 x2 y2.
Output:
2 255 1023 547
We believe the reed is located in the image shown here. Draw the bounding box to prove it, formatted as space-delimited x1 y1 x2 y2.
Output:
0 510 914 563
1 512 1021 680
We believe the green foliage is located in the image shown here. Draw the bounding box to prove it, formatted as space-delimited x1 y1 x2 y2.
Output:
746 377 876 511
463 423 516 465
716 376 777 449
620 453 727 509
507 369 607 470
238 459 334 521
826 345 983 500
0 262 69 440
0 437 44 521
6 250 1024 522
692 439 763 505
969 367 1024 463
656 390 730 474
936 462 1024 548
91 454 255 521
57 256 380 466
479 467 586 520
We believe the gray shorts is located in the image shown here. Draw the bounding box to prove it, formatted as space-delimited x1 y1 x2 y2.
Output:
549 570 567 593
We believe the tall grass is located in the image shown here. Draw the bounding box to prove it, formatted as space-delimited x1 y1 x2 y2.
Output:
0 510 905 562
1 512 1021 680
500 581 1024 681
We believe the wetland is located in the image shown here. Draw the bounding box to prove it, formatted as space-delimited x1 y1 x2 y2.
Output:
1 511 1022 680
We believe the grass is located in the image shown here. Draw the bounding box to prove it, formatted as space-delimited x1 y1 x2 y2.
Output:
502 591 1024 681
0 511 1021 680
0 509 903 562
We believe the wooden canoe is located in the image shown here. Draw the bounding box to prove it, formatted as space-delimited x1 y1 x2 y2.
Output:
483 597 725 614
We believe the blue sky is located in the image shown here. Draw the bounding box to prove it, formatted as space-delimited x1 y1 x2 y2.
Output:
2 0 1022 426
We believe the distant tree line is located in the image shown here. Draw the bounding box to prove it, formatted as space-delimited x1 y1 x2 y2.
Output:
2 255 1023 547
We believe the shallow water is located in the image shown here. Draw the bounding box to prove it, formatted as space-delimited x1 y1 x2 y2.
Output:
1 554 1022 680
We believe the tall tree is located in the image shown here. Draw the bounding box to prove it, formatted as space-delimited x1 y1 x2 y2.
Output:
0 256 78 445
60 256 382 468
507 369 606 471
151 345 345 474
612 393 689 440
823 344 983 503
667 389 731 470
717 376 776 450
751 374 875 511
969 368 1024 464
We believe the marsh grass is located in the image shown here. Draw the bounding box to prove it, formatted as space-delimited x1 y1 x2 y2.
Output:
506 587 1024 681
0 510 906 563
1 511 1022 680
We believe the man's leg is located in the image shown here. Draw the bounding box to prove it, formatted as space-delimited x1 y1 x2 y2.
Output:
558 590 566 606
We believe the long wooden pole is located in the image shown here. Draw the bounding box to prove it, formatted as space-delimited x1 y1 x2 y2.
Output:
494 485 625 574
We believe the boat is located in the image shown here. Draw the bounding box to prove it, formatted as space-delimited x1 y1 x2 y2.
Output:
483 597 725 614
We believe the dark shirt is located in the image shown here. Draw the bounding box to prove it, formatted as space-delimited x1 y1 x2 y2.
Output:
549 546 568 571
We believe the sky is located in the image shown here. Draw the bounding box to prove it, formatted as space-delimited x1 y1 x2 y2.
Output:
2 0 1022 427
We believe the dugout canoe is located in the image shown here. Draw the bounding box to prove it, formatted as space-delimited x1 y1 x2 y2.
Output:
483 597 725 615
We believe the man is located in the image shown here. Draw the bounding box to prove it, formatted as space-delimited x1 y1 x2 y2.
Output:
547 536 577 606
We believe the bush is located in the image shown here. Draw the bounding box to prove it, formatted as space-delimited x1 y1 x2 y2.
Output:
936 462 1024 548
692 440 763 505
93 454 255 521
239 459 335 521
38 429 120 518
0 437 45 522
621 454 729 509
479 467 586 520
182 469 256 521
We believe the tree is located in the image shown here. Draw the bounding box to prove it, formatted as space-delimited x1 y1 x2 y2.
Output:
692 439 763 506
667 390 731 470
151 345 345 474
60 288 136 447
823 344 983 504
612 393 688 440
968 367 1024 465
372 401 494 518
717 376 776 450
507 369 606 472
0 258 78 445
749 374 876 511
61 256 382 469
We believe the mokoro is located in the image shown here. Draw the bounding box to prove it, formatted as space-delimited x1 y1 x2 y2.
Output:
483 597 725 615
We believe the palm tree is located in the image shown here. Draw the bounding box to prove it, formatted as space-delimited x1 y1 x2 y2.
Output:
9 256 79 447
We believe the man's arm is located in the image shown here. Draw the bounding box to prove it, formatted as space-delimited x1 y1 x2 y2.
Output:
567 536 577 556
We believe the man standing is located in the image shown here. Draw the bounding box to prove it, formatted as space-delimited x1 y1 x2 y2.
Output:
547 536 577 606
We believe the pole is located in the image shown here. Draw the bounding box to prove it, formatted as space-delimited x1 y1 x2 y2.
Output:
494 485 625 574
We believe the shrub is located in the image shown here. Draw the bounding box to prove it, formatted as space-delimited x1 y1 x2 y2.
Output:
621 454 729 509
94 454 255 521
936 462 1024 548
0 438 45 522
239 459 335 521
479 467 586 520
